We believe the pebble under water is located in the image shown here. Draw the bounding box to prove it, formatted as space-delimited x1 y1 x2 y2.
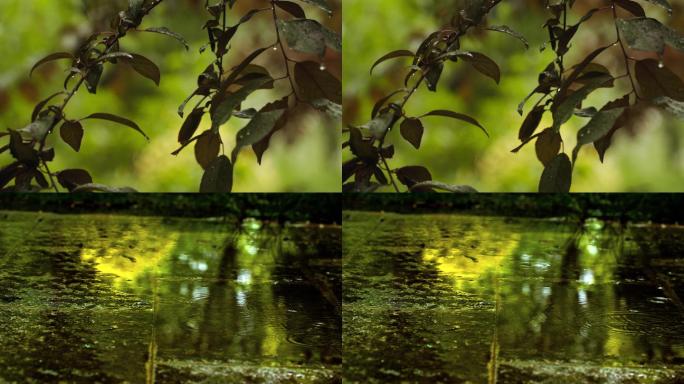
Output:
0 211 341 383
343 211 684 384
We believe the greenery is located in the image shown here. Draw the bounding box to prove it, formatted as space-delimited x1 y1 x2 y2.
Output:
0 0 341 192
343 0 684 192
343 193 684 223
0 194 341 223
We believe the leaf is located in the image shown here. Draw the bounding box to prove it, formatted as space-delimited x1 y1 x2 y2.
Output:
424 62 444 92
60 121 84 152
19 113 56 142
635 59 684 101
8 130 38 167
617 17 684 54
200 155 233 192
85 63 104 94
348 126 378 163
32 92 65 122
29 52 73 77
82 113 149 140
552 75 613 130
572 107 626 165
294 61 341 103
615 0 645 17
535 128 562 166
178 108 204 144
420 110 489 137
57 169 93 192
539 153 572 193
212 77 272 130
653 96 684 119
410 181 478 193
143 27 189 50
395 166 432 189
275 1 306 18
461 52 501 84
98 52 134 62
372 90 405 118
277 19 340 57
485 25 529 49
309 98 341 119
124 53 161 86
194 131 222 169
370 50 414 75
296 0 332 14
253 109 289 164
519 105 545 141
400 118 424 149
0 162 21 189
231 99 287 163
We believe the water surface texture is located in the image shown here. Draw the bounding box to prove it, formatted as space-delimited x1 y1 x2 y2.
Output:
0 211 341 383
343 212 684 383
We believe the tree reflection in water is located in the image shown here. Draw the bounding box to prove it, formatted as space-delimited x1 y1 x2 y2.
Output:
0 212 341 383
343 212 684 383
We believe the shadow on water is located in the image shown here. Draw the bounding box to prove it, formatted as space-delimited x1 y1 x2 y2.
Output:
343 212 684 383
0 212 341 383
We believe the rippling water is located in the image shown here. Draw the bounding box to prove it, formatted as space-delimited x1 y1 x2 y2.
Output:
343 211 684 383
0 212 341 383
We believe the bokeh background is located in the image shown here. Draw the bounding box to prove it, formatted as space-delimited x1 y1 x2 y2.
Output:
343 0 684 192
0 0 341 192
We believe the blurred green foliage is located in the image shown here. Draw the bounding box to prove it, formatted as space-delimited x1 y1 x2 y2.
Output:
343 0 684 192
343 193 684 223
0 0 341 192
0 193 341 223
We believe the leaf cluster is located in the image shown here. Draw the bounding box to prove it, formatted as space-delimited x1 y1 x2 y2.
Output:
0 0 186 192
343 0 524 193
173 0 341 192
514 0 684 192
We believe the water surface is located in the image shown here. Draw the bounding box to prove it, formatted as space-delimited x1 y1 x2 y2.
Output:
343 211 684 383
0 211 341 383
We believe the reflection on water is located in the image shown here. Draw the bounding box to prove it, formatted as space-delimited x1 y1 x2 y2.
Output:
0 212 341 383
343 212 684 383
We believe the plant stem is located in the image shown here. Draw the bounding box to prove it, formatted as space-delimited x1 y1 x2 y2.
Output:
271 0 300 101
611 1 640 100
35 0 166 192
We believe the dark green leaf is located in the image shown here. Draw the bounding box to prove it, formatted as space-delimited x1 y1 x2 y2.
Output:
635 59 684 101
294 61 341 103
461 52 501 84
178 109 204 144
231 99 287 163
194 131 221 169
400 118 424 149
29 52 73 77
125 53 161 86
143 27 190 50
57 169 93 192
420 110 489 137
60 121 84 152
539 153 572 193
85 64 104 94
535 128 562 166
370 50 414 75
200 155 233 192
277 19 340 57
395 166 432 188
485 25 529 49
82 113 149 140
519 105 545 141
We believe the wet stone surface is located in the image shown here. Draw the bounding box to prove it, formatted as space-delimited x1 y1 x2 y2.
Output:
0 211 341 383
343 211 684 383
